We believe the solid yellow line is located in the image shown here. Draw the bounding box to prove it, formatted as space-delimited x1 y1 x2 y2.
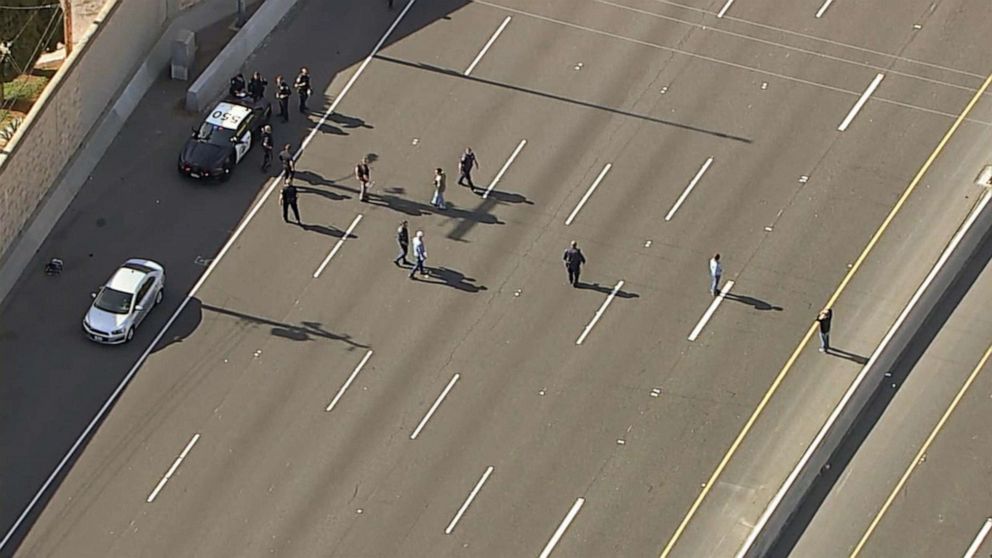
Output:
849 341 992 557
660 70 992 558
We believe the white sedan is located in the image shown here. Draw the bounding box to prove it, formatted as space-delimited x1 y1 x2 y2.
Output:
83 259 166 344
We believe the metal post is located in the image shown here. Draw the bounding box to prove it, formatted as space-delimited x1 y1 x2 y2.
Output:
62 0 74 55
235 0 246 27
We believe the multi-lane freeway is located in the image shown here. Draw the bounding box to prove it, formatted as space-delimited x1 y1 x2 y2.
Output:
2 0 991 556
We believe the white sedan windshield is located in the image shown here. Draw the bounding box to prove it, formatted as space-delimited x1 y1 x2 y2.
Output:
94 287 132 314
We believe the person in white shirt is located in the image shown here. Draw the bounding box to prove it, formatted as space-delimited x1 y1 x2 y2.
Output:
409 231 428 279
709 253 722 296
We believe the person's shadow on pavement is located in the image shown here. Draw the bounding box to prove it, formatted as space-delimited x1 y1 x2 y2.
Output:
418 266 487 293
825 347 869 365
575 281 639 299
724 292 783 311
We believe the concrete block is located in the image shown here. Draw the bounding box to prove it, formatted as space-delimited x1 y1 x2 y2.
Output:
170 28 197 81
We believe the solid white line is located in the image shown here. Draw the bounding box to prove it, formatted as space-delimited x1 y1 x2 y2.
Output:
576 280 624 345
736 190 992 558
539 497 585 558
837 73 884 131
964 518 992 558
0 2 418 549
445 466 495 534
483 139 527 199
688 280 735 341
410 373 460 440
665 157 713 221
717 0 735 18
465 16 512 76
565 164 611 226
147 434 200 503
325 350 373 412
313 214 363 278
814 0 835 18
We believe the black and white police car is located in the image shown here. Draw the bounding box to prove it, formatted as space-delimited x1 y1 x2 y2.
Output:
178 97 271 180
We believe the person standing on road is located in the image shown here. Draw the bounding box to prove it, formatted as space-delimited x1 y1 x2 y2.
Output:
817 308 833 352
279 144 295 179
248 71 267 101
280 178 301 225
458 147 479 190
260 125 273 172
431 168 447 209
409 231 428 279
356 157 371 202
275 75 291 122
563 240 586 287
294 67 312 113
387 0 393 9
229 73 247 97
394 220 410 266
709 253 723 297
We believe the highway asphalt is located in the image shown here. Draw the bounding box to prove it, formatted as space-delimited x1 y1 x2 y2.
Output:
2 0 991 556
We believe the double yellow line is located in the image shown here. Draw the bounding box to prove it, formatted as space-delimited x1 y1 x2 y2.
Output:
660 70 992 558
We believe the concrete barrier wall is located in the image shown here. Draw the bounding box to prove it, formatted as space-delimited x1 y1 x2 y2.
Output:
743 189 992 557
185 0 299 112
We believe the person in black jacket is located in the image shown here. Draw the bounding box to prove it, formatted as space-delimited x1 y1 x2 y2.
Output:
280 179 301 224
817 308 833 352
394 220 410 266
294 67 312 113
248 71 267 100
260 125 273 171
563 241 586 287
229 73 247 97
275 75 291 121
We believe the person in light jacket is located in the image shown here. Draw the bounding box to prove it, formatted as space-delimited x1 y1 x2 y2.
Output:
409 231 428 279
431 168 447 209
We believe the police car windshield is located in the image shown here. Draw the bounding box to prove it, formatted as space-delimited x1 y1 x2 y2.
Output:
196 122 236 146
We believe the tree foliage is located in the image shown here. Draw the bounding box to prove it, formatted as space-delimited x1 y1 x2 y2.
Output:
0 1 64 82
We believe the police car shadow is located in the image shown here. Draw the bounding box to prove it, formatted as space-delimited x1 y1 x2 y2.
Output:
419 266 487 293
152 297 202 352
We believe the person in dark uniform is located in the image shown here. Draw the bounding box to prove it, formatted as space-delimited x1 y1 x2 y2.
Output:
275 75 291 122
260 125 273 171
387 0 394 9
294 67 312 113
563 240 586 287
458 147 479 190
355 157 371 202
394 220 409 266
229 73 247 97
248 71 267 101
279 144 295 179
280 179 301 224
